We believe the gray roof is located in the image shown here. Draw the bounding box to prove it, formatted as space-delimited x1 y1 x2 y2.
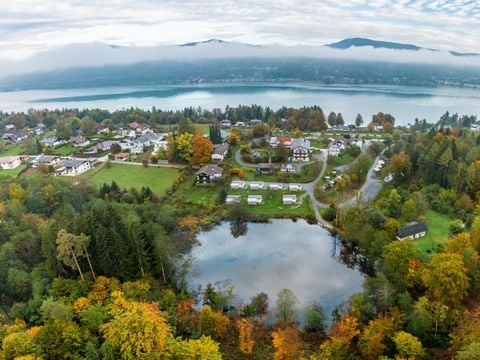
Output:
213 143 229 155
37 155 60 163
291 137 311 150
197 164 223 176
63 159 89 169
136 132 162 143
398 222 428 238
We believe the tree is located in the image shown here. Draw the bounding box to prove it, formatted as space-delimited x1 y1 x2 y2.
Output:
387 153 412 182
56 229 95 281
304 302 326 333
236 318 255 356
275 288 298 326
438 147 453 186
252 124 268 138
457 342 480 360
102 296 172 359
382 239 420 291
402 199 418 222
175 133 194 163
191 134 213 166
355 113 363 127
178 117 196 135
171 336 222 360
422 253 469 307
272 326 302 360
328 112 337 127
336 112 345 125
1 331 35 360
243 292 269 319
393 331 424 359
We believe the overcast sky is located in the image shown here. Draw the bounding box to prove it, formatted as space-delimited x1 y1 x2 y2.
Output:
2 0 480 60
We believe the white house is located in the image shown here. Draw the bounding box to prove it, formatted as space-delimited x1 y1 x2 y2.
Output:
269 183 284 190
0 156 22 170
4 124 15 131
55 159 91 176
328 137 348 156
70 136 90 148
283 195 297 205
247 195 263 205
226 195 242 204
249 181 265 190
211 143 229 162
281 164 296 173
397 222 428 240
288 184 303 191
40 137 63 148
230 180 246 189
34 155 61 167
219 120 231 127
135 132 163 148
291 138 311 162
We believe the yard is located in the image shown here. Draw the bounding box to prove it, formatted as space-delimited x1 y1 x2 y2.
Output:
85 163 181 195
0 163 28 178
0 143 25 156
327 152 355 167
54 144 77 156
414 210 451 257
228 189 314 218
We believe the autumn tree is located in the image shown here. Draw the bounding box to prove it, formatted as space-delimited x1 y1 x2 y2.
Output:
56 229 95 281
191 134 213 166
175 133 194 163
236 318 255 356
272 326 302 360
422 253 469 307
388 153 412 183
393 331 424 359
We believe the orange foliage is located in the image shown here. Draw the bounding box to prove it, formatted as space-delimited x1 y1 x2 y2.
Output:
191 134 213 166
177 215 201 233
236 318 255 355
272 326 302 360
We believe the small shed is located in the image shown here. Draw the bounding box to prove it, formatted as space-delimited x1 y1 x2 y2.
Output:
269 183 284 190
230 180 246 189
249 181 265 190
226 195 242 204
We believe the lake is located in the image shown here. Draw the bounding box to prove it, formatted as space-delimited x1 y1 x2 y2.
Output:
1 83 480 125
189 219 367 319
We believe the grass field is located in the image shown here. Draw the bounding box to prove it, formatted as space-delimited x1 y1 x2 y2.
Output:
0 143 25 156
228 189 314 218
327 152 355 167
414 210 451 257
54 144 77 155
86 163 180 195
0 164 28 178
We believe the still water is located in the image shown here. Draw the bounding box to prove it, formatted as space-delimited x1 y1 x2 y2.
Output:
189 219 367 317
1 83 480 125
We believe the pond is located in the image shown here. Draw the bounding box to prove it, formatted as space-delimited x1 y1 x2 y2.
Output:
189 219 369 319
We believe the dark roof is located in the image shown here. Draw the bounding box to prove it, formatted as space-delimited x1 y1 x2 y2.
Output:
213 143 229 155
397 222 428 238
197 164 223 176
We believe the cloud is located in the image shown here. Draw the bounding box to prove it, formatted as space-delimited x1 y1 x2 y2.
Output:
1 0 480 61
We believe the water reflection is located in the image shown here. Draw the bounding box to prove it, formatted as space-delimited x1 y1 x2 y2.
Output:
189 219 367 317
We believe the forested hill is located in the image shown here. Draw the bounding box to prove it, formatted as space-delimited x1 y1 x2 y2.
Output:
1 58 480 91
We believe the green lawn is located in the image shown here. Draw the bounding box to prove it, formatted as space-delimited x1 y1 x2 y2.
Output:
0 163 28 178
327 152 355 167
55 144 77 155
228 189 314 218
414 210 451 257
86 163 181 195
0 143 25 156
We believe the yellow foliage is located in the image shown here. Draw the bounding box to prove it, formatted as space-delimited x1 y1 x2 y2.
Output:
172 336 222 360
236 318 255 355
272 326 302 360
73 297 90 315
26 326 42 337
102 300 172 359
8 183 26 201
177 215 201 234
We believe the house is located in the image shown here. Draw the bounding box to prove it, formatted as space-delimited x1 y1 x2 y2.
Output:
137 123 152 134
2 132 28 144
85 141 117 154
397 222 428 240
329 125 350 132
230 180 246 189
0 156 22 170
135 133 163 148
211 143 229 162
114 152 129 161
34 155 61 167
226 195 242 204
70 136 90 148
4 124 15 131
234 122 245 127
256 163 274 174
128 122 141 130
95 124 109 134
196 164 223 184
328 137 348 156
270 136 292 148
33 126 45 136
55 159 91 176
249 181 265 190
288 184 303 191
291 138 311 162
283 195 297 205
152 141 168 155
219 120 231 128
281 164 296 173
247 195 263 205
250 119 263 126
269 183 284 190
40 137 63 148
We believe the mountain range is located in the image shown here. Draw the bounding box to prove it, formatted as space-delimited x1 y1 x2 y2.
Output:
0 38 479 91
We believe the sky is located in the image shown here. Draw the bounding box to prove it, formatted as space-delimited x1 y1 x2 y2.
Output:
2 0 480 60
